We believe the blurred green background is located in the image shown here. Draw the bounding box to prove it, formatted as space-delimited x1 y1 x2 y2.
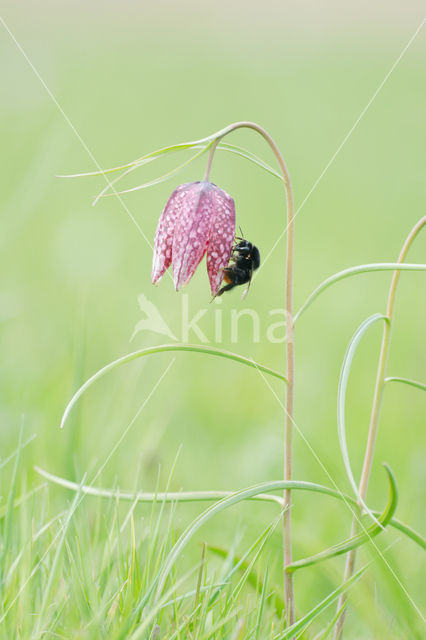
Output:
1 1 425 636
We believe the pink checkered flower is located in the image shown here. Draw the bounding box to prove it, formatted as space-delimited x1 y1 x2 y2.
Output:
151 181 236 296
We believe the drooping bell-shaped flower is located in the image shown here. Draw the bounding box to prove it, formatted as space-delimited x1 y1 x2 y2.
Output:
152 181 236 296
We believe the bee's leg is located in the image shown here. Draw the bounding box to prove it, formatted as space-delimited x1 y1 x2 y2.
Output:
210 282 236 302
216 282 237 296
210 269 234 302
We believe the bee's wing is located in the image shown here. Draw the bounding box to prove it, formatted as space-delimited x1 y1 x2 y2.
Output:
241 269 253 300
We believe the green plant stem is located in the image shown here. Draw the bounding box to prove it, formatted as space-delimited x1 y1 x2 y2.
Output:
203 121 296 626
203 138 220 181
334 215 426 639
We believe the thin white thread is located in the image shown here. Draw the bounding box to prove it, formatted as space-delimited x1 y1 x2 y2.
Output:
0 15 153 251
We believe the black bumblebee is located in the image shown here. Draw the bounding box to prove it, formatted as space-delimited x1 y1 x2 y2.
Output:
215 235 260 299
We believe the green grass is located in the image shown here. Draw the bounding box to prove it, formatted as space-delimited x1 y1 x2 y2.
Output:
1 3 425 638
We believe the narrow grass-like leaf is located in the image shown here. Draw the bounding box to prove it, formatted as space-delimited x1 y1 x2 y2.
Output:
194 543 206 612
0 421 23 592
209 512 283 612
34 466 426 550
58 141 214 178
32 510 67 543
208 543 265 603
159 583 226 610
155 477 372 601
198 609 241 640
313 602 348 640
286 463 397 573
0 483 46 519
385 376 426 392
168 604 203 640
94 141 281 203
146 448 183 586
0 433 36 472
32 477 85 639
254 565 269 640
294 263 426 323
58 122 282 182
230 617 246 640
338 313 389 525
215 142 282 180
387 519 426 550
128 566 203 640
274 566 367 640
59 344 287 430
93 144 211 203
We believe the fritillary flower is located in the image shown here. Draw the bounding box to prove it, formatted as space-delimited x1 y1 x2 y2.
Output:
151 181 236 296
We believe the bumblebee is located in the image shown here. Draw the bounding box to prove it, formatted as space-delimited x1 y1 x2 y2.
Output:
215 235 260 299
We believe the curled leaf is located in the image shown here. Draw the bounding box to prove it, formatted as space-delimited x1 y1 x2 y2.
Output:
286 463 398 573
337 313 389 525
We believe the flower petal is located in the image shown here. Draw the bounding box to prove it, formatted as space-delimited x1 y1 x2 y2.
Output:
151 183 193 284
206 188 236 295
172 182 215 291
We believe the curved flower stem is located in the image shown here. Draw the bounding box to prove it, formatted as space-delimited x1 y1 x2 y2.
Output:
334 215 426 639
203 139 220 181
204 121 296 626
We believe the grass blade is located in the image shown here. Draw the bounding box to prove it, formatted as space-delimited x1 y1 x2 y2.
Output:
208 512 283 612
387 519 426 550
215 142 282 180
0 483 47 520
155 473 382 601
0 420 24 593
294 263 426 323
312 602 348 640
32 476 85 639
58 140 215 178
338 313 389 525
0 433 36 472
93 140 281 203
94 144 211 202
274 566 367 640
254 565 269 640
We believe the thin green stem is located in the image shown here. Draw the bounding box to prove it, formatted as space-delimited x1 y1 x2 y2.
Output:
334 215 426 639
200 121 297 627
